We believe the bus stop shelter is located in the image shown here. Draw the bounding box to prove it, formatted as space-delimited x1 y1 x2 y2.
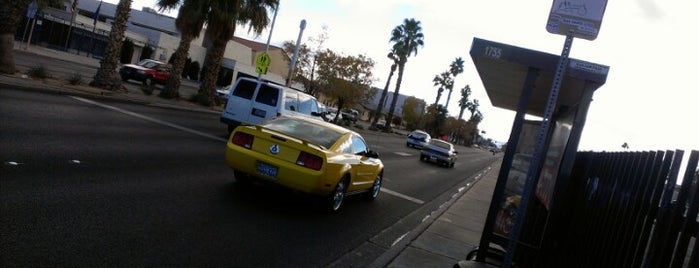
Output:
467 37 609 267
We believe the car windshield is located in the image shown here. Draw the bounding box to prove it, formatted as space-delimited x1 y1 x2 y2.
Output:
411 131 428 139
136 59 160 69
262 118 344 149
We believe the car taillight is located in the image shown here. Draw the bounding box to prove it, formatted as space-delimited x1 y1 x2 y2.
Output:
231 132 254 149
296 152 322 170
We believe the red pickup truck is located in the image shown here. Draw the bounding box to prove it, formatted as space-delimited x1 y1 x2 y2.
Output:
119 59 171 86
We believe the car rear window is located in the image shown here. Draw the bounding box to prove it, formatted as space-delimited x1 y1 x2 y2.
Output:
430 140 451 150
263 118 343 149
411 132 428 139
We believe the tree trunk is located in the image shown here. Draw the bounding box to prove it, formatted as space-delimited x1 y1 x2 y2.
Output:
0 0 32 74
371 66 395 129
445 88 453 110
385 63 405 132
160 33 194 99
90 0 132 91
458 107 465 121
197 34 227 106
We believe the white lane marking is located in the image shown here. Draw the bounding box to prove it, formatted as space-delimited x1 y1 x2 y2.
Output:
70 96 227 142
394 152 412 156
391 232 409 247
381 188 424 204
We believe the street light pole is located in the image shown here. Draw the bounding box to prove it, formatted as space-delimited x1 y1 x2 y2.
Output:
286 19 306 87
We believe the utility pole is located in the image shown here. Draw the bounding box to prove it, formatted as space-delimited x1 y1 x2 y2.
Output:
285 19 306 87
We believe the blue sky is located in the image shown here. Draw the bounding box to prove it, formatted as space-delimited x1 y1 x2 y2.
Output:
112 0 697 157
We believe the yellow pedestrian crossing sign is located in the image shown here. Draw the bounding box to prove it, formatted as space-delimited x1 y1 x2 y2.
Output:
256 65 268 74
256 52 270 74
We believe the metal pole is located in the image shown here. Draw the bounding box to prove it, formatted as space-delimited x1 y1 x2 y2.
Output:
25 18 37 50
286 19 306 86
257 4 279 82
501 30 575 268
21 20 30 48
65 10 76 50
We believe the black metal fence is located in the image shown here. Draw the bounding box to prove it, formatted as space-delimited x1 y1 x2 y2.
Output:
548 150 699 267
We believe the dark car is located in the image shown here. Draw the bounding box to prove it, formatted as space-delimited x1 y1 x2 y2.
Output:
340 109 359 122
406 130 431 148
420 139 458 168
119 59 171 86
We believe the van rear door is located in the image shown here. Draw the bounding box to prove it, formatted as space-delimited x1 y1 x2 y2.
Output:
248 84 281 125
223 78 258 125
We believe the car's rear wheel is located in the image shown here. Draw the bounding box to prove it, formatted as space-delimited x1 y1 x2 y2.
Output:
326 176 348 212
364 172 382 201
233 170 252 185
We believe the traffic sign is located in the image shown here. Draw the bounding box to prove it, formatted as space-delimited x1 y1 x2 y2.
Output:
256 65 268 75
546 0 608 40
26 0 38 18
256 52 270 67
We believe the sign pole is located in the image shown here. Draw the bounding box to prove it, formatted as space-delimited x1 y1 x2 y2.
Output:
257 4 279 82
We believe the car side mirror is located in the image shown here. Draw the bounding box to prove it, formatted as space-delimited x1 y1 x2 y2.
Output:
454 150 458 154
363 150 380 159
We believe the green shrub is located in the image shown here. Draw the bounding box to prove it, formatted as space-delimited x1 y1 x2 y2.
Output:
67 73 83 85
27 65 51 79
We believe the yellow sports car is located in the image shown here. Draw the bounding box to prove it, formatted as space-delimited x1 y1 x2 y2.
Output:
225 115 384 212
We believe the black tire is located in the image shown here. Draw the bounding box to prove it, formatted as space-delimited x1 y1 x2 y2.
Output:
450 162 455 168
233 170 252 185
326 176 348 212
121 75 129 82
143 77 154 87
364 172 382 201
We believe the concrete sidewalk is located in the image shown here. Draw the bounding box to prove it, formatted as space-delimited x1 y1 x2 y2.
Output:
375 160 500 268
2 45 501 268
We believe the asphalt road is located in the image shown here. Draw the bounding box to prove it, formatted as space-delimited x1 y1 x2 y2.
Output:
0 88 498 267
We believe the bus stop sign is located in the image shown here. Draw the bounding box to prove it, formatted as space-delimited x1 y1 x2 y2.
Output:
546 0 609 40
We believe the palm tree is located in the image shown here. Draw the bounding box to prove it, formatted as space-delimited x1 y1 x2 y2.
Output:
196 0 278 106
444 57 464 110
467 99 480 121
0 0 35 74
384 18 424 132
457 84 471 120
432 71 451 106
370 49 399 129
156 0 209 99
90 0 133 90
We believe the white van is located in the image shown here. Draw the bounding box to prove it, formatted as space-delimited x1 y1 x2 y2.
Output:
220 77 324 132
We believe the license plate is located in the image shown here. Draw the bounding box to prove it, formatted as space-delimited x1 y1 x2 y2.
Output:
256 162 278 178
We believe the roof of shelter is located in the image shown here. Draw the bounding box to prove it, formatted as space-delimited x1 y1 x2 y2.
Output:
469 38 609 117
